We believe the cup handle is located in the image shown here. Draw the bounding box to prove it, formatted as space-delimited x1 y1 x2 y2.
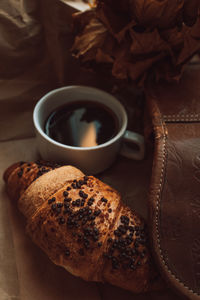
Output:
120 130 145 160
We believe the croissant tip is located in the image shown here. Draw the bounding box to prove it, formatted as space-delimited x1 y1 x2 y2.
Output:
3 161 25 183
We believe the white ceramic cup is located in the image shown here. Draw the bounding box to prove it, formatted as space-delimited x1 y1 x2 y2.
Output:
33 86 145 174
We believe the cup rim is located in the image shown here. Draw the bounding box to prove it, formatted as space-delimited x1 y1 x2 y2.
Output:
33 85 128 151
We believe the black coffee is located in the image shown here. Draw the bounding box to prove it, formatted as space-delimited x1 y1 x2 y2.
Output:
44 101 119 147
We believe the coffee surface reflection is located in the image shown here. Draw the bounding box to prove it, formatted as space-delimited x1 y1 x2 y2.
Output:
44 101 119 147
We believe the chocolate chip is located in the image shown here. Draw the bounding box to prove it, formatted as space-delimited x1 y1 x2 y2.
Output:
112 258 119 269
64 198 71 203
126 238 133 245
64 208 72 215
88 197 95 206
101 197 108 203
67 186 71 191
51 203 57 211
93 227 99 235
120 215 129 225
79 190 84 197
75 222 79 228
75 181 81 189
56 207 62 214
78 180 84 186
82 218 87 225
134 241 139 248
93 235 99 242
58 217 65 224
98 242 102 247
112 256 118 263
139 238 146 245
84 230 90 237
118 225 127 235
84 239 90 249
64 203 70 209
72 199 81 207
75 199 81 206
84 176 89 182
130 264 136 270
67 216 73 224
108 208 112 213
77 214 83 220
63 191 69 197
79 248 84 256
65 249 70 256
17 170 23 178
114 230 121 237
131 249 136 256
94 209 101 216
113 242 118 248
48 197 56 204
79 190 88 199
121 252 126 258
37 170 43 177
79 208 84 214
71 182 77 189
41 167 48 173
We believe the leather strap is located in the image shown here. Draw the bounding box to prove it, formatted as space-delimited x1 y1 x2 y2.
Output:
146 65 200 299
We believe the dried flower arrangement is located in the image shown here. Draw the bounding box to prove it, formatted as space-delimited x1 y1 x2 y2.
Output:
72 0 200 87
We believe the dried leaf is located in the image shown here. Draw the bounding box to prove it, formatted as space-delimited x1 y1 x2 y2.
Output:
96 48 114 63
177 24 200 65
72 16 107 59
183 0 200 26
129 28 171 57
96 3 132 36
129 0 184 29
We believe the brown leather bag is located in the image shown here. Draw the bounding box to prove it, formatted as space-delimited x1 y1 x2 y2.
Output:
145 64 200 299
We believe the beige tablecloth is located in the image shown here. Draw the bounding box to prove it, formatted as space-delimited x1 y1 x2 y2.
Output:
0 1 182 299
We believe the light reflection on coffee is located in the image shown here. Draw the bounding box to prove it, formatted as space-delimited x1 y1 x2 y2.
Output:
44 101 119 147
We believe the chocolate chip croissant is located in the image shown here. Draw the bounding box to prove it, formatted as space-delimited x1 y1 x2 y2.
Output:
3 161 163 294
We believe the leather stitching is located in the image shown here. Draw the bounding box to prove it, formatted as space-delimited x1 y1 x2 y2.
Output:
155 119 200 297
163 114 200 123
